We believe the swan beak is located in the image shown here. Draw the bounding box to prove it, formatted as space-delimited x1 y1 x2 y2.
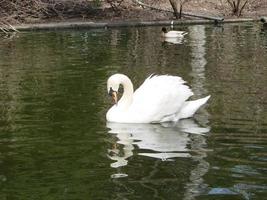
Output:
111 92 118 105
108 87 118 105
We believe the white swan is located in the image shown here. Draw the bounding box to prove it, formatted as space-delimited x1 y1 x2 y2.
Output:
106 74 210 123
161 27 188 38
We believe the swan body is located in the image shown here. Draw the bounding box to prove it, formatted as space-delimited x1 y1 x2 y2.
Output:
106 74 210 123
161 27 188 38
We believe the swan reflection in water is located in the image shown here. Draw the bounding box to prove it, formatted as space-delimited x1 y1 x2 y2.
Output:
106 119 210 169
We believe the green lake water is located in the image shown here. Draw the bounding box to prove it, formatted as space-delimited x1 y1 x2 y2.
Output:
0 23 266 200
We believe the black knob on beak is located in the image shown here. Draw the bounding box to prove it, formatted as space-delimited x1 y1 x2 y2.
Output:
108 87 114 96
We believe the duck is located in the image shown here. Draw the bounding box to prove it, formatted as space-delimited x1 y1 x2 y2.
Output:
106 74 210 123
161 27 188 38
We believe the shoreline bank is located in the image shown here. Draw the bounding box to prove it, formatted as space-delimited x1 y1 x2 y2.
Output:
2 18 260 32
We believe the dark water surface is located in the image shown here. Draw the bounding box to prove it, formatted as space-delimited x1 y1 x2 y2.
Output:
0 23 266 200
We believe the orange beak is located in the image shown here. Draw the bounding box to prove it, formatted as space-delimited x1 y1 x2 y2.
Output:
111 91 118 105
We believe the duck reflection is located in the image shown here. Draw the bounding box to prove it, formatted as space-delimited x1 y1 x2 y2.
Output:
107 119 210 169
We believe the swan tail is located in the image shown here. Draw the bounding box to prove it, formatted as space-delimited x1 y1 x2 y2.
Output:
182 32 188 36
176 95 210 120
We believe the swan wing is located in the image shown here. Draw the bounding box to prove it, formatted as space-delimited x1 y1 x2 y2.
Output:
130 75 193 122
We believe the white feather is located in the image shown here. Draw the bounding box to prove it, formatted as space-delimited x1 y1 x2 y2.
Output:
164 30 188 38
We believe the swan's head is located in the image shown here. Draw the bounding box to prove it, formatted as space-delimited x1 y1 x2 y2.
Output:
107 74 133 106
107 74 124 104
162 27 167 33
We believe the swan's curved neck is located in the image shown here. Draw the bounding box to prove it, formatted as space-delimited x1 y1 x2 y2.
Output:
118 75 134 109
